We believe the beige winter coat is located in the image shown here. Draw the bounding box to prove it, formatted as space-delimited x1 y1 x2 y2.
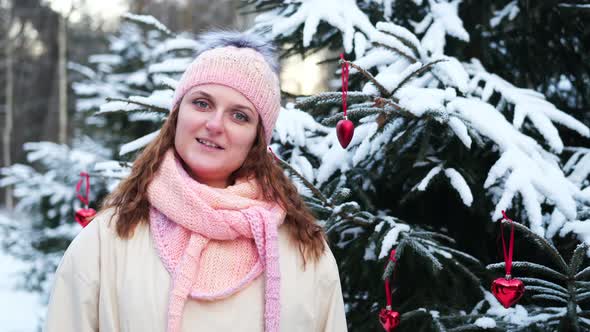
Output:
44 209 347 331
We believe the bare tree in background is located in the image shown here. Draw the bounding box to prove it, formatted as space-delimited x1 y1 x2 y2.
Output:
0 0 109 207
2 2 14 208
58 10 68 144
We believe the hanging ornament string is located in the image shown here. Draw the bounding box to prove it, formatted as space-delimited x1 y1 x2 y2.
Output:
76 172 91 208
336 53 355 148
341 53 349 119
384 249 396 309
74 172 96 228
500 210 515 277
379 249 400 331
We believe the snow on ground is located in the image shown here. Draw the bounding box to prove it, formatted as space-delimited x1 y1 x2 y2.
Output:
0 250 42 332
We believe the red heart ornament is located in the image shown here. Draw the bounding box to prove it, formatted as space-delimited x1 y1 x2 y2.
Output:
75 208 96 228
491 277 525 308
379 308 400 331
336 119 354 148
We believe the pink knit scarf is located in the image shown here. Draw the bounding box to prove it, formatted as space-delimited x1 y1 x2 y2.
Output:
147 150 285 332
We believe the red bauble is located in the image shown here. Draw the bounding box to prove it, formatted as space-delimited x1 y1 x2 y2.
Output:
336 119 354 148
75 208 96 228
491 277 525 308
379 308 400 331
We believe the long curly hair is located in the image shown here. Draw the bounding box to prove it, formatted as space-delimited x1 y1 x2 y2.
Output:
100 106 326 265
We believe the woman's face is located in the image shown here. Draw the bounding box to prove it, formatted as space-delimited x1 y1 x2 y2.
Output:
174 84 259 188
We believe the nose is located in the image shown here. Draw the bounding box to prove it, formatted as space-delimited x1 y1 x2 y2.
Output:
205 109 224 134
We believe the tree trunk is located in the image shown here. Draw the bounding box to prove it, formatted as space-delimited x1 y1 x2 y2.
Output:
3 8 14 209
57 13 67 144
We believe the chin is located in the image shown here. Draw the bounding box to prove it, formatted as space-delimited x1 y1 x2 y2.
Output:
189 164 229 180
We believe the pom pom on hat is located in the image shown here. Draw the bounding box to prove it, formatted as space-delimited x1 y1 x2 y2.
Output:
196 30 280 75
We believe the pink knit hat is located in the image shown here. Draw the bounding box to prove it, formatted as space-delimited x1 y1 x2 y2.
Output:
171 33 281 145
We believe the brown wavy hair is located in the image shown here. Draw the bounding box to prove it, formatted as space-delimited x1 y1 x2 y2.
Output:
101 106 326 265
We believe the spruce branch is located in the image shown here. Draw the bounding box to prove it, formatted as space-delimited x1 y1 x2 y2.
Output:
430 316 447 332
238 0 285 14
382 256 396 281
340 59 389 97
320 108 384 126
373 97 416 116
103 97 169 114
531 294 568 304
526 286 569 299
576 265 590 280
405 237 443 274
502 220 569 273
306 201 333 214
577 292 590 303
571 243 589 275
447 325 487 332
378 28 421 60
294 91 372 110
123 13 174 37
329 187 352 205
450 257 485 297
383 239 408 280
575 280 590 289
427 243 481 266
487 261 567 280
389 59 447 98
385 119 422 156
519 278 568 293
415 121 431 164
274 155 328 204
412 231 456 244
372 41 418 64
157 82 175 91
399 308 429 323
274 152 372 229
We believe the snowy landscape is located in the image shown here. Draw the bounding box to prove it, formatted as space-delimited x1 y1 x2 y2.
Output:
0 250 41 332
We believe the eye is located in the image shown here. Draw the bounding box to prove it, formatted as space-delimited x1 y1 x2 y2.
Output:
192 99 210 109
233 111 249 122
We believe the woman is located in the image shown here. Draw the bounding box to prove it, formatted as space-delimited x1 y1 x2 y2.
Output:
44 31 347 332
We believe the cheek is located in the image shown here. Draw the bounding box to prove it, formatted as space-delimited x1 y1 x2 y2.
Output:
230 126 258 156
175 109 200 137
174 120 188 147
174 111 196 152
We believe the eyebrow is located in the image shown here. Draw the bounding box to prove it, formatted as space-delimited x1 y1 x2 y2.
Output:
191 90 255 116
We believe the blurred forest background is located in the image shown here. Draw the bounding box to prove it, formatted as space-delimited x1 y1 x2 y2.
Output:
0 0 264 207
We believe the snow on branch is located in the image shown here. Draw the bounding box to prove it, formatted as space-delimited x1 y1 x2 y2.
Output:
267 0 376 53
123 13 173 36
450 98 581 234
490 1 520 28
152 37 200 58
411 0 469 56
466 60 589 153
120 130 160 156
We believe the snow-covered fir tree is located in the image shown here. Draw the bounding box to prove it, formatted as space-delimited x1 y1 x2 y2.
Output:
242 0 590 330
2 2 590 331
0 138 111 295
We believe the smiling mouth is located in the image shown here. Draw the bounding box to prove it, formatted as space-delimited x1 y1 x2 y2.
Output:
196 138 224 150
